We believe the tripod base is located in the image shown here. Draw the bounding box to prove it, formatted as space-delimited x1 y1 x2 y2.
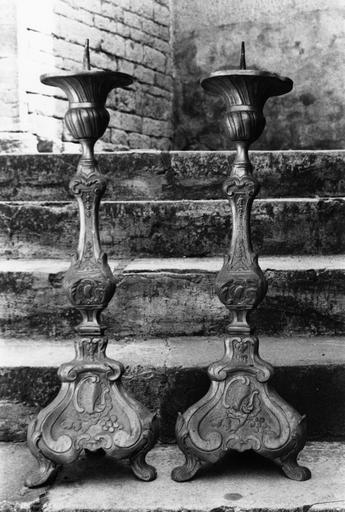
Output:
172 336 311 482
26 338 158 487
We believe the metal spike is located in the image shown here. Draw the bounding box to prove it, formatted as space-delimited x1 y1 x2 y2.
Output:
240 41 246 70
83 39 91 70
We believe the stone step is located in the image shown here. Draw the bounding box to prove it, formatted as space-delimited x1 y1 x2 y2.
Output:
0 442 345 512
1 442 345 512
0 256 344 338
0 197 344 258
0 336 344 443
0 150 345 201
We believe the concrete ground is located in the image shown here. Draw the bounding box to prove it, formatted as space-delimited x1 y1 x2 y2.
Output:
1 442 345 512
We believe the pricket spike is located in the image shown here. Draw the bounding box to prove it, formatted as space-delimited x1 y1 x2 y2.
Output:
240 41 246 70
83 38 91 70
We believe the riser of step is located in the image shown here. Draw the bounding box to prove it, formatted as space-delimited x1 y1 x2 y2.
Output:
0 198 345 258
0 257 344 338
1 337 344 443
0 150 345 200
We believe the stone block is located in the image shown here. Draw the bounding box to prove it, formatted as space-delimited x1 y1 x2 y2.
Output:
143 118 171 137
154 72 173 90
134 65 155 84
115 21 130 38
54 16 102 49
89 51 116 71
152 37 171 55
129 26 145 43
64 0 102 15
111 128 129 146
52 37 83 63
100 1 123 20
153 3 170 26
125 39 144 62
141 18 162 38
150 136 171 150
109 111 142 132
54 1 94 26
141 83 172 99
128 132 152 149
117 59 135 75
123 9 142 30
93 13 117 33
110 88 136 113
143 45 166 71
127 0 154 19
101 33 126 56
26 93 67 118
141 95 171 120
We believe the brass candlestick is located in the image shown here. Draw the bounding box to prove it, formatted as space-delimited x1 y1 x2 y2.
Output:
26 41 158 487
172 43 311 482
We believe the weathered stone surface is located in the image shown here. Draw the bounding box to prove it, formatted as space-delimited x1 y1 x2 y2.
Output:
173 0 345 150
0 257 345 338
0 443 46 511
0 151 345 200
0 336 344 443
0 401 36 442
0 197 344 258
1 442 345 511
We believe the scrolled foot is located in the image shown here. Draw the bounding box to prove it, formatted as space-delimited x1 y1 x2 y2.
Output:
25 457 58 488
26 421 59 488
130 452 157 481
171 453 203 482
281 457 311 481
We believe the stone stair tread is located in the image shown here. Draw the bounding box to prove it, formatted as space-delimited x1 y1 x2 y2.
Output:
1 150 345 200
1 256 345 338
1 441 345 512
0 197 343 203
1 254 345 272
1 198 345 257
1 335 344 369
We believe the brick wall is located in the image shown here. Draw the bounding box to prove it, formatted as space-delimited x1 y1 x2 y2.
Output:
1 0 173 153
0 0 36 151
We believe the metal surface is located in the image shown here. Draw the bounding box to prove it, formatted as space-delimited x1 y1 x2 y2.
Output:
172 43 311 483
25 42 158 488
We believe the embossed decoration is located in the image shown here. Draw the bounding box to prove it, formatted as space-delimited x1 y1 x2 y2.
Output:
26 41 158 488
172 43 311 483
71 279 109 306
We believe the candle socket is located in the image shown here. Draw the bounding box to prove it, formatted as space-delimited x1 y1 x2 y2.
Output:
172 44 311 483
25 51 158 488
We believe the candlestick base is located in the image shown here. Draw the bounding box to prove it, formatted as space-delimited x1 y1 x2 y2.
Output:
25 337 158 488
172 336 311 482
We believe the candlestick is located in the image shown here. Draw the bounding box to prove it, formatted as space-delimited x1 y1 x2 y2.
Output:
172 43 311 482
25 41 158 487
